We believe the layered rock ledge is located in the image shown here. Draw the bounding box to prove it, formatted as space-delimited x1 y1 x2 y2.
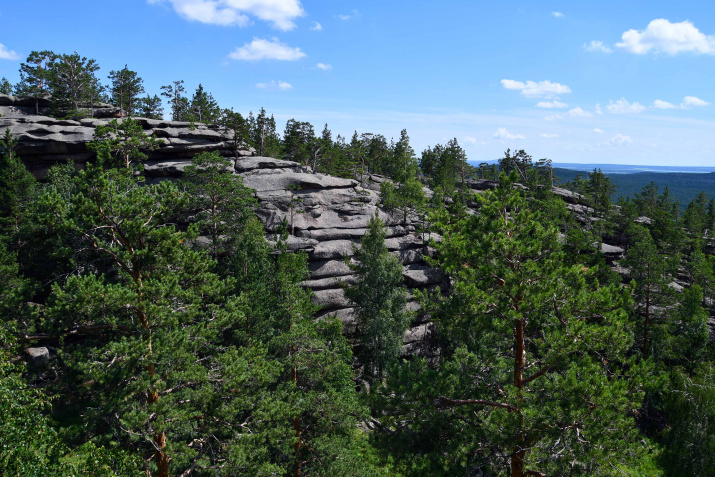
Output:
0 112 441 356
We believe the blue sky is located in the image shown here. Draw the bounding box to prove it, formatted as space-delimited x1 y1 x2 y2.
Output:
1 1 714 166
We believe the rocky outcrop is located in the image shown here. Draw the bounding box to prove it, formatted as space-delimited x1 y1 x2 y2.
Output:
0 113 253 178
0 93 122 119
1 109 625 357
241 157 442 356
1 111 440 356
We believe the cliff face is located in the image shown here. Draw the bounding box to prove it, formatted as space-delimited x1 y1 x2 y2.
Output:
0 105 441 356
2 100 640 353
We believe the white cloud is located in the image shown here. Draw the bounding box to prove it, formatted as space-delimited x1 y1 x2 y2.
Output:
228 38 306 61
653 99 677 109
256 80 292 90
148 0 305 30
568 107 593 118
593 128 604 133
337 9 360 20
536 100 568 108
552 11 564 18
494 128 525 140
316 62 332 70
0 43 19 60
606 98 646 114
501 79 571 98
544 114 563 121
584 40 612 53
463 136 477 144
616 19 715 55
682 96 709 107
540 133 559 138
603 133 632 146
595 103 603 115
310 21 322 31
653 96 709 109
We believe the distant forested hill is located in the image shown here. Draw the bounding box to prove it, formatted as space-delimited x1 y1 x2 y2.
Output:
553 167 715 206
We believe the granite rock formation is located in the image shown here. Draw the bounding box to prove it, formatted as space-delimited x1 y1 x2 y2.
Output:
0 107 442 355
1 103 633 355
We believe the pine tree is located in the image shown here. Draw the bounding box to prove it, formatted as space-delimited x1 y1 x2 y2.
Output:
0 240 68 475
379 130 425 224
498 149 532 183
181 151 256 265
585 168 616 245
48 52 100 118
660 365 715 475
378 173 643 476
108 65 144 117
707 198 715 235
15 51 55 114
362 133 390 175
346 214 408 381
668 284 709 368
282 119 315 165
0 77 12 95
420 138 470 199
160 80 187 121
40 163 235 476
684 191 709 238
219 108 249 160
34 157 379 476
88 118 162 169
136 94 164 119
248 108 281 157
0 128 38 241
189 83 220 124
623 225 677 358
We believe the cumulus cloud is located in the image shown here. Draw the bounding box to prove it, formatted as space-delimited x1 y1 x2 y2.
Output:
310 21 322 30
616 19 715 55
584 40 612 53
463 136 477 144
568 107 593 118
593 128 604 133
607 98 646 114
148 0 305 30
682 96 709 107
653 96 709 109
316 62 332 70
595 104 603 115
544 114 563 121
501 79 571 98
494 128 525 140
337 9 360 20
603 133 632 146
0 43 20 60
228 38 306 60
536 100 568 108
540 133 559 138
256 80 292 90
552 11 564 18
653 99 678 109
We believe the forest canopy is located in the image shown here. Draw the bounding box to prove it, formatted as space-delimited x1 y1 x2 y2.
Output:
1 49 715 476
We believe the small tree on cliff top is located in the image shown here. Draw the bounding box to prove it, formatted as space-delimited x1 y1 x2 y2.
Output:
88 118 162 169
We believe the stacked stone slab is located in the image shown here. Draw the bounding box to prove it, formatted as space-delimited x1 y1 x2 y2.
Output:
236 156 442 356
0 110 441 356
0 113 254 179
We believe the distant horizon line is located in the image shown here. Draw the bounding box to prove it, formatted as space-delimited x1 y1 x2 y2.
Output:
468 160 715 174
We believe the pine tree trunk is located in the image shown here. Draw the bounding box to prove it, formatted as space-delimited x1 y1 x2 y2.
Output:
512 313 526 476
292 347 302 477
643 284 650 357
